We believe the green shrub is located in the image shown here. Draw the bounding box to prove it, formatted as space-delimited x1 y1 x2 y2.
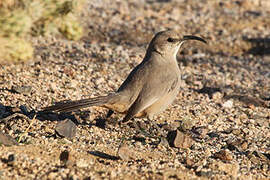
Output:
0 37 33 64
0 0 85 64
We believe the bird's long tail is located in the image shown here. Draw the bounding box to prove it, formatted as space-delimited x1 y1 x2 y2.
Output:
43 94 116 112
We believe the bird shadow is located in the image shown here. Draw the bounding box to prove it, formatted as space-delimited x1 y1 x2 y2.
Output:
88 150 119 160
94 118 107 129
243 37 270 55
37 100 113 128
37 110 113 131
0 100 112 133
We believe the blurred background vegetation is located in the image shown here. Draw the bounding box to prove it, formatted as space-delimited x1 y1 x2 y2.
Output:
0 0 85 64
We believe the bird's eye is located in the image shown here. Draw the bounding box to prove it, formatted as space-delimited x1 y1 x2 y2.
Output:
167 37 174 42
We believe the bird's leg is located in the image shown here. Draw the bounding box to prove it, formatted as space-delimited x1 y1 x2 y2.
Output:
146 117 166 137
119 118 155 138
133 120 155 137
132 117 166 138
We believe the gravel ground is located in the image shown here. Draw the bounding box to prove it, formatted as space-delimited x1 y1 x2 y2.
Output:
0 0 270 179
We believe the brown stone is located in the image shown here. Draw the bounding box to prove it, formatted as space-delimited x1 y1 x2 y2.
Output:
117 143 136 161
0 131 18 146
216 161 239 178
214 149 233 161
167 130 194 149
185 157 195 167
55 119 77 139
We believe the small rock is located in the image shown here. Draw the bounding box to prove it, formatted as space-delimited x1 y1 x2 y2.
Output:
48 172 58 179
214 149 233 161
171 121 181 130
59 150 69 165
49 82 58 92
11 85 32 94
241 96 265 108
157 137 170 150
161 124 173 131
76 159 89 168
1 154 15 166
197 170 214 178
0 132 18 146
256 118 269 127
180 116 195 131
205 148 212 157
55 119 77 139
7 154 15 163
63 67 75 77
240 141 249 150
159 137 169 146
248 154 260 164
185 157 195 167
216 161 239 177
192 126 209 138
69 79 78 89
227 139 249 151
167 130 194 149
231 129 241 135
222 100 233 108
226 139 239 151
162 121 181 131
212 91 223 101
117 143 136 161
251 151 270 162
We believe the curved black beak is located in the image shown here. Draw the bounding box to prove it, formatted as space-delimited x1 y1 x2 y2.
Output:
182 35 207 44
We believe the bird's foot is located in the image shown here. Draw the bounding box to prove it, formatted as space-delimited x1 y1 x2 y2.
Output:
148 121 167 138
119 118 166 139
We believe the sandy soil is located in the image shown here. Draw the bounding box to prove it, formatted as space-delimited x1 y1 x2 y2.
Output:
0 0 270 179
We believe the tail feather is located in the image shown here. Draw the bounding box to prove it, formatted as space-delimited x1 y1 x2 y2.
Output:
43 95 114 112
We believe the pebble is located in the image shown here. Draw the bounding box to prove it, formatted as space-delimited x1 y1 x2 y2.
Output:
76 159 89 168
213 149 233 161
0 132 18 146
0 0 269 179
222 100 233 108
55 119 77 139
167 130 194 149
117 143 136 161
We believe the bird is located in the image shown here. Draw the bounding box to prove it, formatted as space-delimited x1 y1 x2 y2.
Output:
43 30 207 125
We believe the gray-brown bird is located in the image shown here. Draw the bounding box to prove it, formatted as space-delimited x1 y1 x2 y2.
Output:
43 30 206 124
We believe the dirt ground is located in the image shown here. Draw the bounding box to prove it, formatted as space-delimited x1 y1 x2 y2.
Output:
0 0 270 179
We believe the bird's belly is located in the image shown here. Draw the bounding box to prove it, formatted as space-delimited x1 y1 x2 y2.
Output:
104 103 146 118
143 87 179 119
103 103 128 113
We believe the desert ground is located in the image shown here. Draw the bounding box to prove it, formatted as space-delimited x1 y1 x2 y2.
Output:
0 0 270 179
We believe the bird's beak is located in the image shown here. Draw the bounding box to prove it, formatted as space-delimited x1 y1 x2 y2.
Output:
182 35 207 44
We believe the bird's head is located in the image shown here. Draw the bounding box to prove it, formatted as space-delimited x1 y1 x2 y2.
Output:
147 30 207 58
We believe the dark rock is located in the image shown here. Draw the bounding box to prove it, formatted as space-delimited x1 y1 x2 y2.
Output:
1 154 15 166
0 132 18 146
55 119 77 139
59 150 69 166
191 126 209 138
11 85 32 94
167 130 194 148
213 149 233 161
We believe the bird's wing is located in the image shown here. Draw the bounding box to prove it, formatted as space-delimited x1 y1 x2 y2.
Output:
122 72 179 122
